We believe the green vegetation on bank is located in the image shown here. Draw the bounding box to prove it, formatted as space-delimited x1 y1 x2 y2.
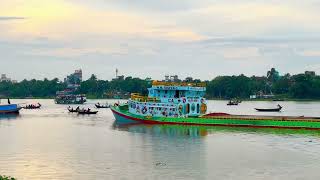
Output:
0 175 16 180
1 69 320 100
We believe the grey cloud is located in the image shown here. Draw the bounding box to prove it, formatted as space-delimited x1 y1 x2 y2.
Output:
75 0 210 12
200 37 320 45
0 16 26 21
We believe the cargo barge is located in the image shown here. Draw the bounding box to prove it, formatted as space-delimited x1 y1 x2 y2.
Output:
111 80 320 129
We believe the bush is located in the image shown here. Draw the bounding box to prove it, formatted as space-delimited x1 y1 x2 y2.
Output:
0 175 16 180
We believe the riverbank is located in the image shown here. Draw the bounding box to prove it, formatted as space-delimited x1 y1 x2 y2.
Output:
206 97 320 102
5 97 320 102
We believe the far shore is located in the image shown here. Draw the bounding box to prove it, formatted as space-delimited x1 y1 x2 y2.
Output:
4 97 320 102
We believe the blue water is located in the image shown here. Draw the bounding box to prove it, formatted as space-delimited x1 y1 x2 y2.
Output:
0 99 320 180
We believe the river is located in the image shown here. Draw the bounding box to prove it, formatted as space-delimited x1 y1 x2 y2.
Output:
0 99 320 180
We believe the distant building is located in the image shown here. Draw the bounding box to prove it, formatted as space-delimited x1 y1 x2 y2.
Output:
250 91 275 99
0 74 10 82
0 74 16 83
250 95 257 99
117 75 125 80
64 69 82 88
164 75 180 82
185 77 193 82
145 77 152 82
113 68 125 80
305 71 316 76
165 75 170 81
171 75 180 82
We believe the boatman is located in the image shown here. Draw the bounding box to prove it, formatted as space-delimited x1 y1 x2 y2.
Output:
7 98 10 104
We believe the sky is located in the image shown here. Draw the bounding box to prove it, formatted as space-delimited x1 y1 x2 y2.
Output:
1 0 320 81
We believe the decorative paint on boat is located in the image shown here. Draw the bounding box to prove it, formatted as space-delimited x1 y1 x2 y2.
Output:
0 104 22 114
127 81 207 118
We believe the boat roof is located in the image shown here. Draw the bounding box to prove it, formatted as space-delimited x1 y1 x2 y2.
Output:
152 81 206 87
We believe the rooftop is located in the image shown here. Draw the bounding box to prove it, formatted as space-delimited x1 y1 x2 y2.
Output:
152 81 206 87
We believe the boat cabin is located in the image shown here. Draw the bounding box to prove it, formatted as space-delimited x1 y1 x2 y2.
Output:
128 81 207 117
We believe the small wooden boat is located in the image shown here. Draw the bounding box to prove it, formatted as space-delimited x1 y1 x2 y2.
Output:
95 103 110 108
255 105 282 112
78 110 98 115
227 100 238 106
273 98 284 101
23 103 41 109
68 107 79 113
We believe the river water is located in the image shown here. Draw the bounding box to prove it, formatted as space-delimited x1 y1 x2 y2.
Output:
0 99 320 180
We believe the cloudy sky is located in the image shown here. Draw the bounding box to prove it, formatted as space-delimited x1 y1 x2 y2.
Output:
1 0 320 81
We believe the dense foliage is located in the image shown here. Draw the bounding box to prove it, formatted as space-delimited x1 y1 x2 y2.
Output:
0 78 65 98
206 70 320 99
76 75 150 98
0 175 16 180
1 69 320 99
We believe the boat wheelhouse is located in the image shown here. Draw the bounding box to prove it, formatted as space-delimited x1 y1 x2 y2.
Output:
128 81 207 118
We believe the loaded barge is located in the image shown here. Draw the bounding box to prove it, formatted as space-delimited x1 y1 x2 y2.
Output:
111 81 320 129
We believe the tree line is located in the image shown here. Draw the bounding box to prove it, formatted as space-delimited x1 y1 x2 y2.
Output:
1 69 320 99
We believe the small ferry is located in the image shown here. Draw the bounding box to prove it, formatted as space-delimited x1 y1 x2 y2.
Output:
111 80 320 129
55 90 86 104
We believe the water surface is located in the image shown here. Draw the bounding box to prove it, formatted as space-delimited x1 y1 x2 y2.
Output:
0 99 320 180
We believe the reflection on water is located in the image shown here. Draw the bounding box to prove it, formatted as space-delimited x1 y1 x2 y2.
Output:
113 121 320 138
0 113 21 119
113 122 210 137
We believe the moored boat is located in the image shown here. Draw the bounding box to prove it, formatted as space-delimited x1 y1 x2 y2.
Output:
0 104 22 114
227 100 238 106
255 105 282 112
95 103 110 108
111 80 320 129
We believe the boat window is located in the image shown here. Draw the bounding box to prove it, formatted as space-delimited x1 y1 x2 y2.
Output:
197 104 200 113
175 90 180 98
186 103 190 114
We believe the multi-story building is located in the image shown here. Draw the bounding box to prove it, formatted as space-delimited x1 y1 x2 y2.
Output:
64 69 83 88
0 74 12 82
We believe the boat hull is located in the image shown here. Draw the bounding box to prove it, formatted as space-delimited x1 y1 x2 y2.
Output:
111 105 320 130
255 108 282 112
0 104 22 114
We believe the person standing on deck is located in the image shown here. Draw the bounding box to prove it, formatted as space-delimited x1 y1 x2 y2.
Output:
7 98 10 104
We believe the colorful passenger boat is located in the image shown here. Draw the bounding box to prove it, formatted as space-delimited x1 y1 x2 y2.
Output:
111 81 320 129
